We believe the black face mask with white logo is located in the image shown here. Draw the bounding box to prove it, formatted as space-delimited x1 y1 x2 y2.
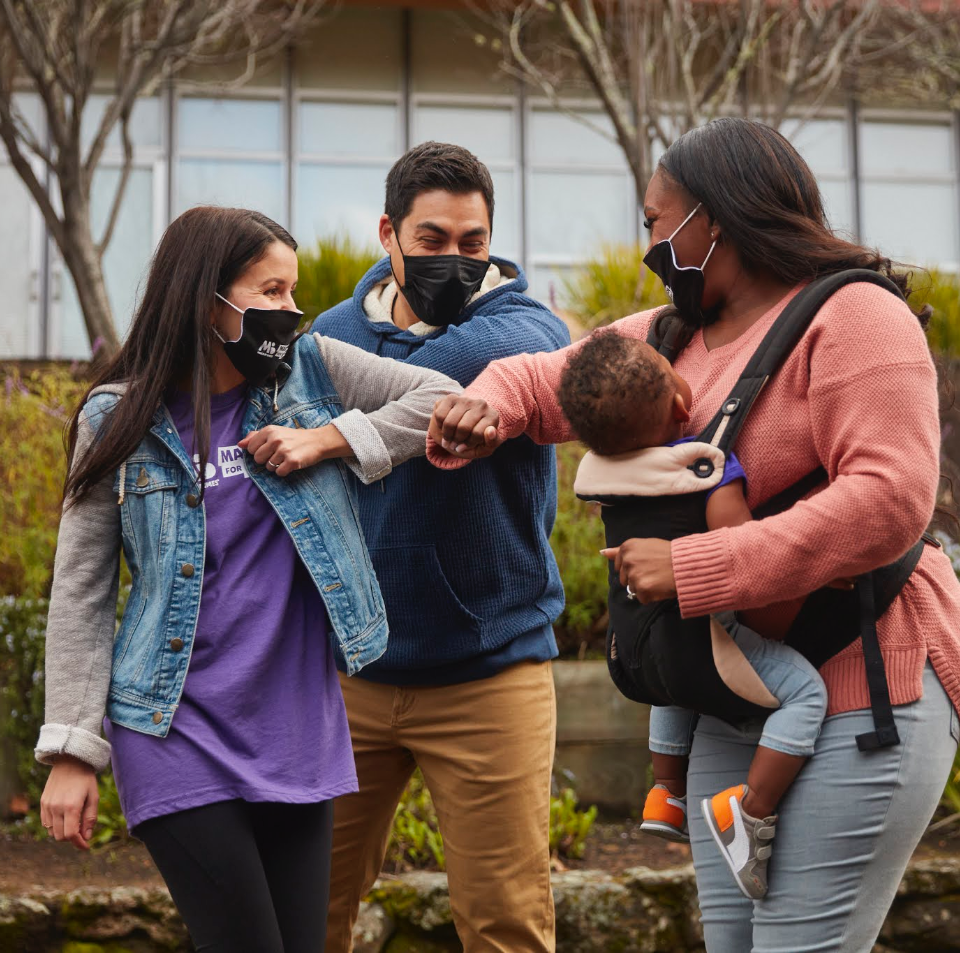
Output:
642 202 719 329
213 293 302 387
392 236 489 327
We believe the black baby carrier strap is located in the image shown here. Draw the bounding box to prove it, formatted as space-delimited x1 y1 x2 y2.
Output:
613 269 928 747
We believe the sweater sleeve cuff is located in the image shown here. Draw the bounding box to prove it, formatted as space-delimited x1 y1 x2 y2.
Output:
331 410 392 484
425 432 473 470
35 723 112 772
672 530 739 618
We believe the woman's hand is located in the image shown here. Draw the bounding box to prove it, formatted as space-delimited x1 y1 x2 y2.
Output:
40 755 99 850
239 423 349 477
602 538 677 603
429 394 503 459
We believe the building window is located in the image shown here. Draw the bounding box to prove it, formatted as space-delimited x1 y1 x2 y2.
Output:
526 105 637 304
175 95 286 227
411 102 521 262
859 118 958 271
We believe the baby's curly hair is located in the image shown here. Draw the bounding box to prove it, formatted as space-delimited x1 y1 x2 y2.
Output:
558 329 671 455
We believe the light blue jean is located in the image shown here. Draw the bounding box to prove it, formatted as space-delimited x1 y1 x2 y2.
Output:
689 660 959 952
648 622 828 759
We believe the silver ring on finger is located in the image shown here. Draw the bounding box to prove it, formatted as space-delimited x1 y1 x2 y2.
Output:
626 585 636 601
267 460 280 470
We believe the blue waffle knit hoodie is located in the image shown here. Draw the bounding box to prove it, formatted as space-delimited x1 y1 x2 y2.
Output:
312 256 570 684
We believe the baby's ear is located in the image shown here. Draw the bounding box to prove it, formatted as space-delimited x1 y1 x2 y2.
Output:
671 390 690 423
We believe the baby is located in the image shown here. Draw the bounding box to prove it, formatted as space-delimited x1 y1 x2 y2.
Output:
558 328 831 901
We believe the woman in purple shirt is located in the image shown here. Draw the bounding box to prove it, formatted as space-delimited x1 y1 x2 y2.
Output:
35 206 459 952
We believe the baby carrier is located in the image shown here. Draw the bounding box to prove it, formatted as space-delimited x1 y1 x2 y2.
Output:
575 269 938 751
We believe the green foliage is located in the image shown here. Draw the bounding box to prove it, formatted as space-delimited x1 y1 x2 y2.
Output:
0 367 87 597
385 771 598 872
912 269 960 358
0 596 48 807
386 769 445 872
549 786 598 861
550 444 608 656
559 244 669 331
91 770 128 846
0 595 128 843
295 234 382 323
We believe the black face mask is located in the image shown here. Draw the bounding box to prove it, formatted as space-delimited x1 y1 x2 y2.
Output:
642 202 719 329
214 293 302 387
392 237 489 327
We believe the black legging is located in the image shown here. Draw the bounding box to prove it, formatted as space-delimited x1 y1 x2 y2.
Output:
136 799 334 953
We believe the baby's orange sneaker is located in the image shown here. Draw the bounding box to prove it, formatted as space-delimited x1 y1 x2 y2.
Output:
640 783 689 843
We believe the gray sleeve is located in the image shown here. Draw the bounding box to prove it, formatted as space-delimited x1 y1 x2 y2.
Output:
312 332 462 484
35 410 120 772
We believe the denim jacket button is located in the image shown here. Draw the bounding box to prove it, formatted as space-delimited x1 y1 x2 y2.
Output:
181 563 195 578
170 638 184 652
186 493 200 508
152 712 163 725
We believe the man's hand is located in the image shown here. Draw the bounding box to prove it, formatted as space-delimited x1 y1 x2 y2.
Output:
239 423 350 477
40 755 99 851
429 394 503 459
601 538 677 604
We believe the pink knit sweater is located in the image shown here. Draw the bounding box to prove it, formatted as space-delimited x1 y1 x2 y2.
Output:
429 282 960 717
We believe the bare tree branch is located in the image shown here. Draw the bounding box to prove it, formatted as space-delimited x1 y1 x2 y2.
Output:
0 0 329 356
479 0 915 204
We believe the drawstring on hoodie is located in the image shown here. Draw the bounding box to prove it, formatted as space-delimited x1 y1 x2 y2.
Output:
273 378 279 413
117 460 127 506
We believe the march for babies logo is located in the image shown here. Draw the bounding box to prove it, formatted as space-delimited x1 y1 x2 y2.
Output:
192 447 250 489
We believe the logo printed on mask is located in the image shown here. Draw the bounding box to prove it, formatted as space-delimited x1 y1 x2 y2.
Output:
256 340 289 359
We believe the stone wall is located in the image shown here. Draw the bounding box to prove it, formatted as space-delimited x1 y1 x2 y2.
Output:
3 857 960 952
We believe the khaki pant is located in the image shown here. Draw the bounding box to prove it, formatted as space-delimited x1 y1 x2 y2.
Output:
325 660 557 953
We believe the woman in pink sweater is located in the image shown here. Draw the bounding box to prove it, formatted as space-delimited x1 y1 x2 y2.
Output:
428 118 960 951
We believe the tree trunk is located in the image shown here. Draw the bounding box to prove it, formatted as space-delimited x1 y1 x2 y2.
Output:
58 191 120 361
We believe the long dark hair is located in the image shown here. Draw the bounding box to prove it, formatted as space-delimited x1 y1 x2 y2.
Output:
653 117 928 345
64 206 297 505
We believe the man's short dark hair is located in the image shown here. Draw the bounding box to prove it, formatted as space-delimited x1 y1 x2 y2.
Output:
385 141 495 230
558 329 670 456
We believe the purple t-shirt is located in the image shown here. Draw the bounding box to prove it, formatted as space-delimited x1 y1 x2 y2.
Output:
105 384 357 830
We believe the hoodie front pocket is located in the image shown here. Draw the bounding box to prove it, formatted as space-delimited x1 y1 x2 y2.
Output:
370 544 482 666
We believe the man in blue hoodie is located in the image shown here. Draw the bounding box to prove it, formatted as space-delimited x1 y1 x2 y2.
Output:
313 141 570 953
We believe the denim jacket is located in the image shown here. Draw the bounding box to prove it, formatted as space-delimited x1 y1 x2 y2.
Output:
36 333 459 770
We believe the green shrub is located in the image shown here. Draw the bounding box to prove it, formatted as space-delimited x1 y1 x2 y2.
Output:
0 596 48 808
912 270 960 358
550 444 608 656
295 234 382 322
385 770 598 871
385 769 445 872
549 786 598 861
559 244 669 331
0 595 127 841
0 367 87 598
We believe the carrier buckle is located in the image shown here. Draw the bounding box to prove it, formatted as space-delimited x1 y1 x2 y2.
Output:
690 458 715 479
